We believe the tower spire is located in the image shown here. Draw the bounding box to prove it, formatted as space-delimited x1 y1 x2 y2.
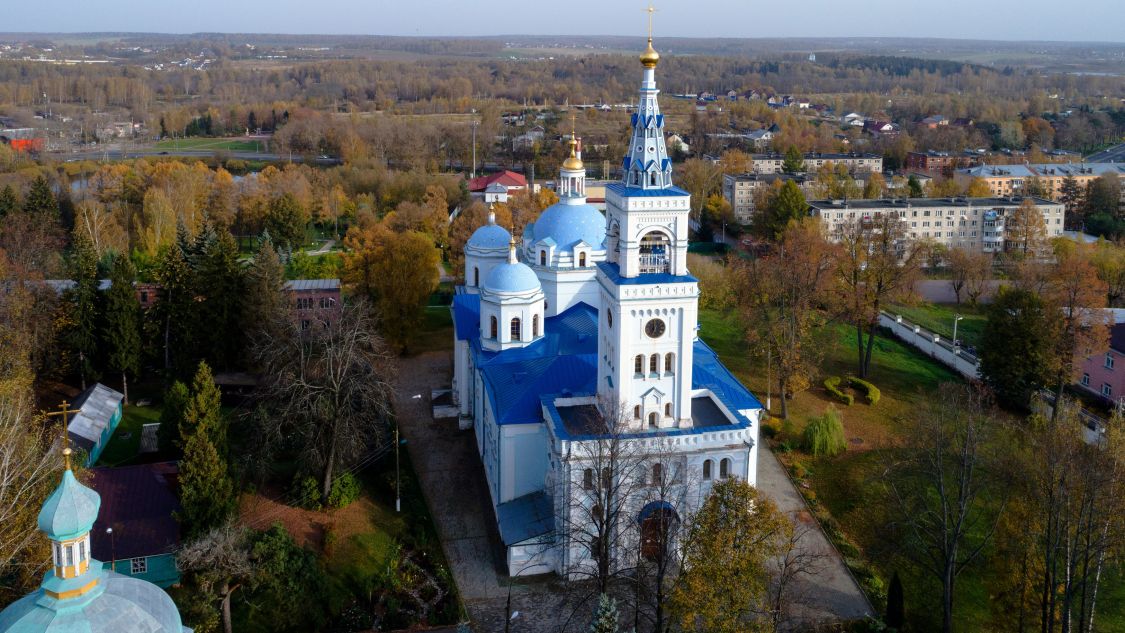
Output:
508 225 519 264
622 3 671 190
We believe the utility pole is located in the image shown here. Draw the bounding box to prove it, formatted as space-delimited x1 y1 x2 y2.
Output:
471 121 478 180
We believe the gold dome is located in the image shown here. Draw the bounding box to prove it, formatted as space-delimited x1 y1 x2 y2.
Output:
640 38 660 68
562 136 584 171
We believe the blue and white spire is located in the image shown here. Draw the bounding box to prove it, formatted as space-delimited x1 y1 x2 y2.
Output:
622 8 672 191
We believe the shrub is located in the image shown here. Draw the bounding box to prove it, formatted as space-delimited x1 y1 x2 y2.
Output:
824 376 854 406
328 472 362 509
790 461 808 479
847 376 881 405
803 406 847 457
291 474 323 511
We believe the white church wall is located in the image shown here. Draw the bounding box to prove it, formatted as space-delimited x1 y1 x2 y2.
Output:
501 423 550 504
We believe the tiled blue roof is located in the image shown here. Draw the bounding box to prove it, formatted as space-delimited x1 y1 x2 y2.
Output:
496 491 554 546
597 261 698 286
605 183 690 197
452 293 481 341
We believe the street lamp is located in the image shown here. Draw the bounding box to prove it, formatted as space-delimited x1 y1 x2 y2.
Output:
952 313 964 347
105 527 116 571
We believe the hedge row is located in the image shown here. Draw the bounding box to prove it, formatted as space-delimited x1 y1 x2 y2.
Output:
823 376 854 406
847 376 881 406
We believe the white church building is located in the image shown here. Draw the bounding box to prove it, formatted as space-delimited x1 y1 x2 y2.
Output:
451 34 762 578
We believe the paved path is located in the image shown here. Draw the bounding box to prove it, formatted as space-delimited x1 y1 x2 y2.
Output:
756 444 874 624
1085 142 1125 163
913 279 1004 304
306 239 335 256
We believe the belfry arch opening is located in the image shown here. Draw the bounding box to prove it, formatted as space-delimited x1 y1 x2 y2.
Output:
639 231 671 274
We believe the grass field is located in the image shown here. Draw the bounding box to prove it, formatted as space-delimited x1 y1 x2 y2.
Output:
887 302 989 347
154 137 266 152
96 405 160 467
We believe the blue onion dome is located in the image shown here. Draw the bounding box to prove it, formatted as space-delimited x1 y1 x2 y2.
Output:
37 468 100 541
532 201 606 252
484 261 541 294
467 212 511 251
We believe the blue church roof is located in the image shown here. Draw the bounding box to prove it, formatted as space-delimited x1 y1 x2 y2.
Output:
596 261 698 286
605 183 690 198
467 222 511 250
530 201 606 252
484 261 540 294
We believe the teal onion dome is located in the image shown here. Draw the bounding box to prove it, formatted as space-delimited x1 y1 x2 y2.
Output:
37 469 100 542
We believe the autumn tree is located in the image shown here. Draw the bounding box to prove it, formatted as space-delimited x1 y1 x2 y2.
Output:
946 247 992 306
1090 239 1125 306
177 525 254 633
885 383 1009 633
368 230 441 353
1006 199 1048 257
264 192 307 252
668 478 789 633
678 158 723 219
1042 244 1108 418
834 213 925 378
863 172 887 199
100 253 141 404
252 300 395 500
738 220 836 418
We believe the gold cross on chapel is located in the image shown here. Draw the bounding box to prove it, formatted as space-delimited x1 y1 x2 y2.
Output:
645 3 658 39
46 400 80 470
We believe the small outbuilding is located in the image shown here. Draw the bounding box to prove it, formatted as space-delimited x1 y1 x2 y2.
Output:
67 383 125 466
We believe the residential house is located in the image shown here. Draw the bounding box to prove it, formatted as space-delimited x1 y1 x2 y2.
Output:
750 152 883 175
723 173 814 223
864 120 899 136
468 170 530 202
842 112 865 127
90 462 183 588
66 383 124 466
919 115 948 129
286 279 341 330
1077 311 1125 404
905 150 973 174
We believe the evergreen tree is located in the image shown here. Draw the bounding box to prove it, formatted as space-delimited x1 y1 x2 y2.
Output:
886 571 905 631
590 593 620 633
1059 176 1084 224
759 180 808 240
0 184 16 218
781 146 804 174
243 237 289 361
153 243 196 376
195 230 244 370
179 428 235 537
907 175 924 198
158 380 190 453
978 287 1055 410
65 228 100 390
23 175 58 217
181 361 226 455
100 253 141 404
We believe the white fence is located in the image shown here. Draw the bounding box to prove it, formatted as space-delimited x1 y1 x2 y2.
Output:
878 312 980 379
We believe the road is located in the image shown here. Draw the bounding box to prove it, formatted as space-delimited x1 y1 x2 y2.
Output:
1085 142 1125 163
913 279 1004 304
54 148 343 166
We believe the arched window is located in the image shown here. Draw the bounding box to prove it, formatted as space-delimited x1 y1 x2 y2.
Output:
510 317 522 341
635 355 644 374
648 412 658 428
650 171 657 186
583 468 594 490
634 405 641 420
664 403 672 417
540 250 547 266
720 458 732 480
639 231 671 274
664 353 674 373
579 252 587 267
532 314 540 338
703 459 713 480
652 463 663 486
649 354 659 373
607 310 613 328
489 316 497 339
473 267 479 286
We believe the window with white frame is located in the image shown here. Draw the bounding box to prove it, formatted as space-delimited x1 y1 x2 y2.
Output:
1106 354 1114 370
1082 373 1091 386
1102 383 1113 397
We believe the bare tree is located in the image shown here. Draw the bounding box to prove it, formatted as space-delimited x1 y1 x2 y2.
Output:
764 520 827 632
946 247 993 306
252 299 396 499
884 383 1009 633
834 213 926 378
177 524 254 633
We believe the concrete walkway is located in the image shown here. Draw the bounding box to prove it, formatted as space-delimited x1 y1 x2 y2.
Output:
756 443 874 624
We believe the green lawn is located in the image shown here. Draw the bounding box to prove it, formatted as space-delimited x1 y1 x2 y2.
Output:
409 306 453 355
96 405 160 467
154 137 266 152
887 302 988 347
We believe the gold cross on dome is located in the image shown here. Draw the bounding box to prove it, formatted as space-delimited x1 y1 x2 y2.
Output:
47 400 81 470
645 4 658 39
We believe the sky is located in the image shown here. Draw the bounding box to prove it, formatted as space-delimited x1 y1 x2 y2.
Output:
6 0 1125 43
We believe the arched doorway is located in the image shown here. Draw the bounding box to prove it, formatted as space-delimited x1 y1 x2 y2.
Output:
638 501 679 561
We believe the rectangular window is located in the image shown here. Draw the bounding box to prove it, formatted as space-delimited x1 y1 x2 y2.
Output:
1106 354 1115 369
64 546 73 567
130 557 147 574
1082 373 1091 386
78 540 86 562
1102 383 1113 398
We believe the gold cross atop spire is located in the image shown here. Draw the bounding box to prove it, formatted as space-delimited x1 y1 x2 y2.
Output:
640 4 661 68
646 3 657 40
47 400 80 471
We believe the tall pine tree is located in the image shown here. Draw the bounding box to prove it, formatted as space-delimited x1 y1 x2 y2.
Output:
195 230 244 370
179 428 235 537
100 253 141 404
153 242 196 377
158 380 190 453
242 237 289 363
65 228 100 390
23 175 57 217
181 361 226 455
0 184 16 218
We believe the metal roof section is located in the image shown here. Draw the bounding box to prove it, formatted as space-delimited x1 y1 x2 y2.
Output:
284 279 340 291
